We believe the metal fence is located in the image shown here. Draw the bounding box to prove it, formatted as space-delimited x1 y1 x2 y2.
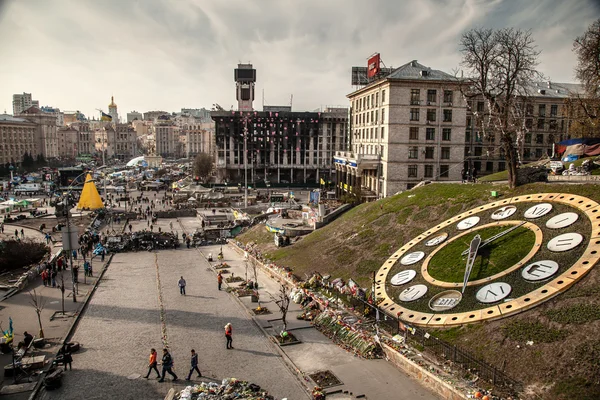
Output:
333 292 521 392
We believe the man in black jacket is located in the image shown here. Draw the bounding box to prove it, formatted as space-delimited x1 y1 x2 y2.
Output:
158 348 178 382
185 349 202 380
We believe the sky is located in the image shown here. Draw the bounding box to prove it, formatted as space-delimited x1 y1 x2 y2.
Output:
0 0 598 120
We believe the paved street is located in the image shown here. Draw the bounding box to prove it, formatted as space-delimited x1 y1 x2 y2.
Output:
38 217 308 400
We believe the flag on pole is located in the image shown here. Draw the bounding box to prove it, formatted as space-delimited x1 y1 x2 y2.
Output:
101 112 112 121
320 178 325 185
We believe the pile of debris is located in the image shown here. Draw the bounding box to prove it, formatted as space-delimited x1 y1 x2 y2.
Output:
177 378 280 400
104 231 179 252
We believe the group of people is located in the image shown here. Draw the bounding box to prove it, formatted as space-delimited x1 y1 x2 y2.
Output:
461 167 478 183
145 323 233 382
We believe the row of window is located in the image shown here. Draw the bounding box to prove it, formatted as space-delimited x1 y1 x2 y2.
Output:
407 164 450 178
468 101 561 117
408 146 451 160
465 132 561 145
354 126 386 141
409 127 452 141
353 90 386 112
410 108 453 122
355 108 385 125
410 89 454 105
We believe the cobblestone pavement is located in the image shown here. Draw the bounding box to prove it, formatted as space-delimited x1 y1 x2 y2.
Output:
38 219 309 400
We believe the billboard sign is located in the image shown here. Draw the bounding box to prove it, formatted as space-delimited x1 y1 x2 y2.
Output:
367 54 381 78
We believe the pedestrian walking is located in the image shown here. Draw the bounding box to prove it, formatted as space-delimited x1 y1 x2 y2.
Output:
186 237 191 248
158 348 178 382
225 323 233 349
185 349 202 380
217 272 223 291
41 269 48 286
129 224 132 233
178 276 186 295
101 248 106 262
144 348 161 379
169 221 173 231
45 233 51 244
83 260 90 277
461 168 467 184
51 269 57 288
20 229 24 238
471 167 478 183
72 249 77 260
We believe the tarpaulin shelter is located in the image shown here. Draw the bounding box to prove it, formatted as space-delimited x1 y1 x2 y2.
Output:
76 174 104 210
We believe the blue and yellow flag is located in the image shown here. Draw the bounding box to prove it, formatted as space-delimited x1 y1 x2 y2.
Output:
101 112 112 121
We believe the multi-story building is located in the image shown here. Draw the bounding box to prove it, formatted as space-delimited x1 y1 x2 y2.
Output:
127 111 143 123
63 111 87 125
0 114 38 165
114 124 138 160
154 116 178 157
18 106 58 159
12 93 39 115
338 60 466 199
182 121 214 158
144 110 169 122
211 108 348 185
57 126 79 158
108 96 119 123
71 122 94 156
41 106 65 127
181 108 211 121
464 81 584 174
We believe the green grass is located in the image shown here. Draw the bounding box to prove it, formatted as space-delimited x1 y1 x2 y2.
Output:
427 226 535 283
502 320 568 343
545 304 600 325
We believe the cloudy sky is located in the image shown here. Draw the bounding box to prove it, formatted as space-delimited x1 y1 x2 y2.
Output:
0 0 597 120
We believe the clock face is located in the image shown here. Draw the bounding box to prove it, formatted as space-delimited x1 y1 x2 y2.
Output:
376 193 600 327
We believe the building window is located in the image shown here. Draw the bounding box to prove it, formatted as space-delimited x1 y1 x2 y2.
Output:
443 90 453 104
440 165 450 178
409 127 419 140
408 146 418 159
526 119 533 129
536 134 544 144
410 108 420 121
474 147 482 156
408 165 418 177
427 90 437 103
442 128 451 141
537 119 545 130
382 90 386 103
441 147 450 159
536 148 543 158
426 128 435 140
425 147 434 159
381 126 385 140
477 101 485 112
549 120 557 131
443 109 452 122
410 89 420 105
424 165 434 177
427 109 436 122
381 108 385 123
526 104 533 116
525 133 532 143
486 161 493 172
538 104 546 117
498 162 506 171
550 104 558 117
523 148 531 158
465 131 471 142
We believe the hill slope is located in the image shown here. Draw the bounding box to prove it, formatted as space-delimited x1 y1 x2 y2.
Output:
238 182 600 399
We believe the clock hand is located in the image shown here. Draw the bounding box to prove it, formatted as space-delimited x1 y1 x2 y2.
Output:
462 234 481 294
461 221 527 256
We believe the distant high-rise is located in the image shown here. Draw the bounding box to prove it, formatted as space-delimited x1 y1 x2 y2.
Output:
13 92 39 115
234 64 256 112
127 110 143 123
108 96 119 123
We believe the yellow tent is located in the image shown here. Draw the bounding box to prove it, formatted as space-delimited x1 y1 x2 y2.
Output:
77 173 104 210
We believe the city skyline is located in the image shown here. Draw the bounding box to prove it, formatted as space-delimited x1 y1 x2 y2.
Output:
0 0 597 119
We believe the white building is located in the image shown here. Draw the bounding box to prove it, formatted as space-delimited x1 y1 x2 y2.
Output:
127 111 143 123
13 93 39 115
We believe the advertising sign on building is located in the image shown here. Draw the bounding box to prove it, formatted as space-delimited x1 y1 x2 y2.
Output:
367 53 381 78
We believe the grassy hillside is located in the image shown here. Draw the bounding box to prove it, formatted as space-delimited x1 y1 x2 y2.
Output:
238 182 600 399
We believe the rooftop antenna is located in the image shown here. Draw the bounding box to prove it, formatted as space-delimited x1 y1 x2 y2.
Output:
290 94 293 110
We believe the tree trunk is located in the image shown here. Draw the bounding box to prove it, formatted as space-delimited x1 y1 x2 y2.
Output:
503 136 518 188
36 312 44 339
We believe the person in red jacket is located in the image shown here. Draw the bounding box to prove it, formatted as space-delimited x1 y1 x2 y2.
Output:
225 323 233 349
144 348 160 379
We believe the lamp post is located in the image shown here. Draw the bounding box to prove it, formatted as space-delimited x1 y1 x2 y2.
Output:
243 117 248 209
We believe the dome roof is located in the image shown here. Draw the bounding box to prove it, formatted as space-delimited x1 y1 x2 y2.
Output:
109 96 117 108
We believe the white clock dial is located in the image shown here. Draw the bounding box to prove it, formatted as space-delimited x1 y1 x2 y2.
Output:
547 233 584 252
428 290 462 311
390 270 417 286
521 260 559 281
400 251 425 265
491 205 517 220
476 282 512 303
546 212 579 229
399 284 428 302
524 203 553 219
425 233 448 247
457 216 480 230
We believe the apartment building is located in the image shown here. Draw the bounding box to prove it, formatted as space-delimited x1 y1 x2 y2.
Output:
12 93 39 115
339 60 466 199
154 116 179 157
18 106 58 159
57 126 79 158
182 121 214 158
0 114 38 165
114 124 138 160
71 122 94 156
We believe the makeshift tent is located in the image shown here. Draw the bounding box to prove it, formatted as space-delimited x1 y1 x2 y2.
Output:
77 174 104 210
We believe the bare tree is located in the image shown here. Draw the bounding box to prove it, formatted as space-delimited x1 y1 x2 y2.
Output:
29 290 46 338
193 153 213 183
567 19 600 138
459 28 542 188
275 284 291 332
249 257 259 289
